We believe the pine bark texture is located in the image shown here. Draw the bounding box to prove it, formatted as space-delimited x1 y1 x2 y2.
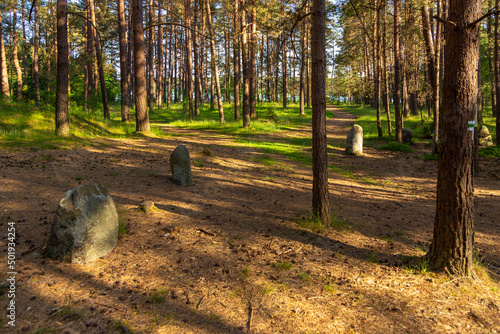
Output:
311 0 330 222
393 0 402 143
428 0 480 276
206 0 224 123
132 0 150 133
118 0 131 121
55 0 69 135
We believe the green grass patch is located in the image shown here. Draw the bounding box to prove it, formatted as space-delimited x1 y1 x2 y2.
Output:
423 153 438 161
380 141 413 153
479 146 500 158
298 212 352 234
274 261 293 271
150 287 169 304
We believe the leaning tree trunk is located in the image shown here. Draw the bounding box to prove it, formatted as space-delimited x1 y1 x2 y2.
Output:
55 0 69 135
132 0 150 133
12 8 23 101
311 0 330 223
428 0 480 277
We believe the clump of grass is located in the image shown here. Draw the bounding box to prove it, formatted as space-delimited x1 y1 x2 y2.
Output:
298 272 311 282
298 212 352 234
150 287 169 304
73 175 84 181
479 146 500 158
202 146 214 156
133 168 157 176
402 256 430 275
324 284 336 293
196 159 204 167
326 111 335 118
240 266 252 281
423 153 438 161
50 306 83 320
380 141 413 153
274 261 293 271
366 251 377 263
118 211 129 236
261 284 277 295
115 321 135 334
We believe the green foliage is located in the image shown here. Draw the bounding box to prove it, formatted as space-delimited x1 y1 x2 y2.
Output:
478 146 500 158
380 142 413 153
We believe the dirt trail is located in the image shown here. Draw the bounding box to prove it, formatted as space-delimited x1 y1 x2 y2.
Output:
1 107 499 333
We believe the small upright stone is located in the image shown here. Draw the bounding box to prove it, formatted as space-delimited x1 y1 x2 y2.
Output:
345 124 363 156
170 145 194 186
402 128 413 144
44 184 119 264
478 125 494 146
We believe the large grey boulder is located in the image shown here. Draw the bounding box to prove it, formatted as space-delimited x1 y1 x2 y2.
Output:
170 145 194 186
478 125 494 146
402 128 412 144
44 184 119 264
345 124 363 156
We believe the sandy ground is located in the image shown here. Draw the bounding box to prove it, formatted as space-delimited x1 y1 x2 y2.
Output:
0 106 499 333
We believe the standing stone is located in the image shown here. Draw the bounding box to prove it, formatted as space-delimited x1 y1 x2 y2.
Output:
44 184 119 264
170 145 194 186
478 125 493 146
345 124 363 155
402 128 412 144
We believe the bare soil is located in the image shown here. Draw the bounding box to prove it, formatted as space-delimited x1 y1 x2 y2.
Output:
1 107 499 334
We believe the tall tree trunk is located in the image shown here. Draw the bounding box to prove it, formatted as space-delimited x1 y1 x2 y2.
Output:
118 0 131 121
487 13 496 116
233 0 241 120
207 0 224 123
12 8 23 101
281 0 287 109
86 0 95 103
428 0 480 277
34 1 40 105
374 0 382 137
250 0 257 118
90 0 110 119
185 0 194 118
393 0 402 142
241 0 250 127
157 0 163 110
311 0 330 222
55 0 69 135
422 5 440 154
148 0 155 114
132 0 150 132
194 0 201 116
382 4 391 136
495 0 500 144
0 15 10 98
300 10 306 116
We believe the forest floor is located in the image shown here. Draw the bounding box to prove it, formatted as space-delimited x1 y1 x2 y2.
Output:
1 106 500 334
